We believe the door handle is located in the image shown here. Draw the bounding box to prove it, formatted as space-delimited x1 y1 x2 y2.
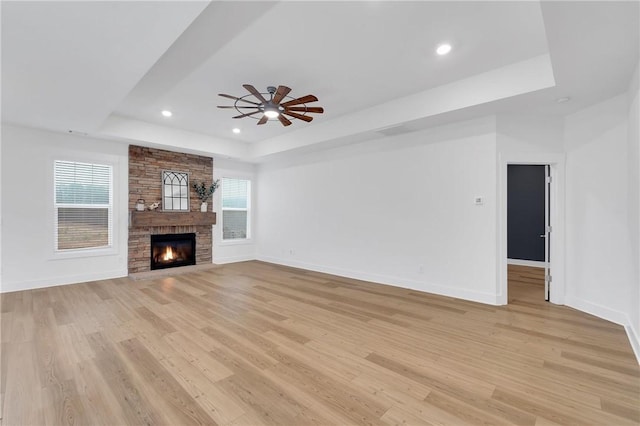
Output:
539 234 546 238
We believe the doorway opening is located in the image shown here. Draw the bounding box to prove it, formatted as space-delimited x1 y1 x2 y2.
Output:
507 165 550 303
497 153 565 306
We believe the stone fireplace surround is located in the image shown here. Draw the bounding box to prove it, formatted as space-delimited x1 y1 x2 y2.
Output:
128 145 215 274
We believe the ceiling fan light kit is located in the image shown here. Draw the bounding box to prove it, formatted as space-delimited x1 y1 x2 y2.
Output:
218 84 324 127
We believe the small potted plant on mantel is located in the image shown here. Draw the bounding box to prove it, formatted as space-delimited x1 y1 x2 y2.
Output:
192 180 220 212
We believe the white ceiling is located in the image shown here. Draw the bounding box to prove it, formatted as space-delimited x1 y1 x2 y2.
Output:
1 1 208 132
2 1 638 162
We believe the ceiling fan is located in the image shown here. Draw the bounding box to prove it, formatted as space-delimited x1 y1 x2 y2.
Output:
218 84 324 127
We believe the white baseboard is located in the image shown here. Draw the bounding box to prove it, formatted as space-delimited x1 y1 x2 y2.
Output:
0 269 128 293
507 258 548 267
625 322 640 365
564 295 628 325
212 254 256 264
256 255 499 305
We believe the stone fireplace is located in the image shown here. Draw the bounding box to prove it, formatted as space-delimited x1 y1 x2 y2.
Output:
128 146 216 274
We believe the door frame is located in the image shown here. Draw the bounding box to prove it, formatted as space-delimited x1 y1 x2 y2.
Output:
497 152 566 305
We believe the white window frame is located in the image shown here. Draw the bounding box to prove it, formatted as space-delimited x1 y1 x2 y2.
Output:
53 160 114 255
221 177 251 242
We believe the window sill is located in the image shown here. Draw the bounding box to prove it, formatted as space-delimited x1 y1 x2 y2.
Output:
217 239 253 246
50 246 118 261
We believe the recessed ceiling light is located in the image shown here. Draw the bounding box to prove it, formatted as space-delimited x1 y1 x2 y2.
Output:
161 110 172 117
232 128 241 134
436 43 452 55
556 97 571 104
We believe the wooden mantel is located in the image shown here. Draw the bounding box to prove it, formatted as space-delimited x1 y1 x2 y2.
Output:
130 211 216 227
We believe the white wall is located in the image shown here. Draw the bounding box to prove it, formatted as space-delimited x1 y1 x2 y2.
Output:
257 117 499 304
1 125 128 292
497 113 564 154
212 158 258 264
564 95 637 332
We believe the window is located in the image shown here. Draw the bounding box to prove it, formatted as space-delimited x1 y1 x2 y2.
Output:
221 177 251 240
54 161 113 251
162 170 189 211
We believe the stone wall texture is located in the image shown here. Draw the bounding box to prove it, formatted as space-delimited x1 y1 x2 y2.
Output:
128 145 214 273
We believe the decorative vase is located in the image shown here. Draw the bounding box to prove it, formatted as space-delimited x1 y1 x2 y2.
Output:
136 199 145 211
200 202 208 212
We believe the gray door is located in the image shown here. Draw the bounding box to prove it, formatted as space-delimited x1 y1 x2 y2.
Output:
507 165 546 261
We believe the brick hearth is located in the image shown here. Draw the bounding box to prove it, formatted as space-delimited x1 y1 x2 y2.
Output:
128 145 215 274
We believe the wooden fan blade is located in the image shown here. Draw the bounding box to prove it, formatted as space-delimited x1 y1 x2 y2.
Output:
242 84 267 103
233 111 262 119
257 115 269 125
282 111 313 122
277 115 292 126
280 95 318 108
272 85 291 104
284 106 324 113
218 93 261 106
218 106 259 109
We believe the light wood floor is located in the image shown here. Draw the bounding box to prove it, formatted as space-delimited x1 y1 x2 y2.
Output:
508 264 545 304
1 261 638 425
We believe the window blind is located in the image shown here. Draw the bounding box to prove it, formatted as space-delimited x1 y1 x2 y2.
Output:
54 161 113 250
221 177 250 240
222 177 248 209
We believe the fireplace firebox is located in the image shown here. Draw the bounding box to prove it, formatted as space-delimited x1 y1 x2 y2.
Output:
150 233 196 270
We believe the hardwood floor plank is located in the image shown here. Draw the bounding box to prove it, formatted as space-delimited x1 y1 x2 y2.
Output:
162 331 234 382
0 292 18 314
2 341 46 426
0 312 12 344
2 260 638 425
118 337 217 425
380 404 435 426
217 369 304 425
542 360 639 394
266 351 390 425
72 359 130 425
424 390 524 426
386 397 477 425
601 398 640 423
351 372 430 408
431 349 604 410
163 356 247 425
86 332 167 425
561 350 640 377
41 378 90 426
495 322 633 358
86 281 113 301
134 306 177 336
492 388 587 425
364 352 540 425
139 287 172 305
51 300 73 326
491 386 637 426
200 326 278 370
